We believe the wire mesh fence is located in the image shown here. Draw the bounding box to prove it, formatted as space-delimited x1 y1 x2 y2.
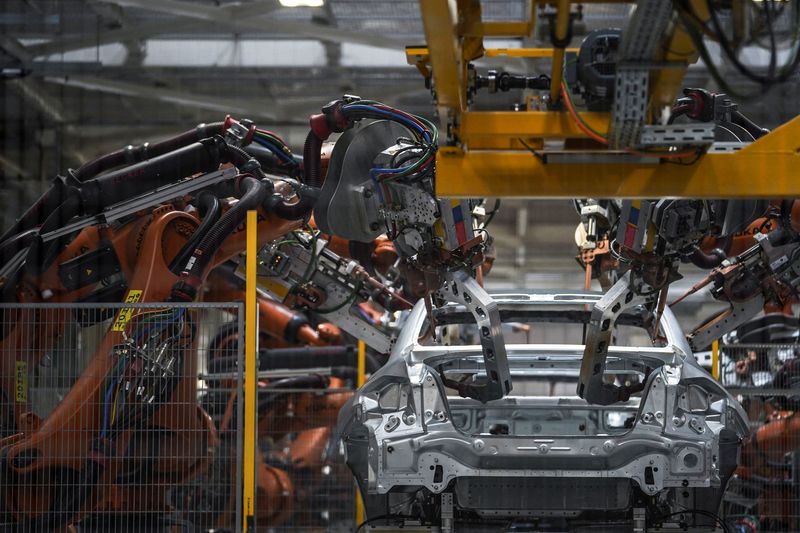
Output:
0 302 244 532
249 377 356 532
0 301 360 532
720 343 800 532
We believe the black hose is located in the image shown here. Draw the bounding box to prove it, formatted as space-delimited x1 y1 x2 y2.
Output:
243 144 301 176
175 176 267 293
688 235 731 269
257 375 329 414
267 130 324 220
168 191 221 274
209 345 381 376
731 111 769 140
22 138 228 275
0 177 71 246
73 121 225 181
23 191 82 275
303 129 324 188
78 137 227 214
0 123 226 246
0 228 38 266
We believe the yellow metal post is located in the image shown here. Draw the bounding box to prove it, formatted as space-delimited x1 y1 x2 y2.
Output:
357 339 367 387
355 339 367 527
243 210 258 531
711 339 720 381
419 0 464 119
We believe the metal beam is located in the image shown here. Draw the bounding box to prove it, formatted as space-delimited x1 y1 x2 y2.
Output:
25 18 209 57
40 76 310 122
434 115 800 198
419 0 465 122
458 111 610 141
23 0 403 58
104 0 406 50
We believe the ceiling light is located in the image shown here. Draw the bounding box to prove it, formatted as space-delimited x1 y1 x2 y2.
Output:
279 0 324 6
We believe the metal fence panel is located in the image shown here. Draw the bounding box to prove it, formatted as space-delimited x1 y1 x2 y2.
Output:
249 382 356 532
0 302 244 532
720 343 800 532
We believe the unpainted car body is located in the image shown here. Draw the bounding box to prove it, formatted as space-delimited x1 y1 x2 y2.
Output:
338 291 749 532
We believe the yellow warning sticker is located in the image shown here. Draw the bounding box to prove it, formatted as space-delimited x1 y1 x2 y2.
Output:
112 289 143 331
15 361 27 403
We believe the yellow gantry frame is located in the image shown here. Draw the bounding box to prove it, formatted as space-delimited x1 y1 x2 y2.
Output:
413 0 800 198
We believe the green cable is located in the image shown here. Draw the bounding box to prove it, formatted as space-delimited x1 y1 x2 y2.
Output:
301 227 320 283
561 60 608 139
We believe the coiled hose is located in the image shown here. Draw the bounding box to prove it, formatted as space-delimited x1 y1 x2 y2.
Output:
168 191 221 274
171 175 267 301
269 130 323 220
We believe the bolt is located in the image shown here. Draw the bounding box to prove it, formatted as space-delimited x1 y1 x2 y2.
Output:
474 439 485 451
539 444 549 454
370 222 380 231
403 414 416 425
387 446 394 453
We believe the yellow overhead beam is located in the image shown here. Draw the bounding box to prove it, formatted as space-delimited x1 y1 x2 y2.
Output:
457 111 609 141
480 21 533 37
483 47 579 58
435 115 800 198
419 1 465 116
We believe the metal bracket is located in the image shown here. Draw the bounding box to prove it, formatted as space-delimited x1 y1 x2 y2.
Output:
579 271 656 405
640 123 715 148
609 68 649 149
608 0 675 149
441 492 454 533
688 294 766 352
438 269 512 402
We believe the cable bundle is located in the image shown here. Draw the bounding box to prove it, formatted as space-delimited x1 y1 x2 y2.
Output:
100 307 189 439
677 0 800 98
252 128 298 169
334 100 438 207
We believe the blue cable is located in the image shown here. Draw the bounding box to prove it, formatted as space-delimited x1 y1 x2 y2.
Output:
252 136 297 166
342 105 431 142
101 378 116 438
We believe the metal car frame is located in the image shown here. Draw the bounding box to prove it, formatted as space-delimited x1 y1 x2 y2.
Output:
338 291 750 531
